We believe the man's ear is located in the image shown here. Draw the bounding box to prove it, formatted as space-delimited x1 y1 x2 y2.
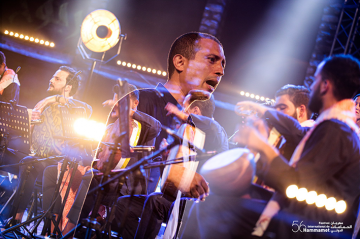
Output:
173 54 186 73
190 106 202 116
133 99 139 109
297 104 306 119
65 85 72 94
320 79 329 95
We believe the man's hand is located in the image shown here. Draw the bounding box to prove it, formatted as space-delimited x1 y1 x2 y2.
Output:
162 165 210 201
165 103 188 122
235 101 269 118
186 172 209 201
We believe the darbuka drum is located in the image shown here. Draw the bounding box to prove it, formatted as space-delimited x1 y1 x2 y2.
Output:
200 148 255 196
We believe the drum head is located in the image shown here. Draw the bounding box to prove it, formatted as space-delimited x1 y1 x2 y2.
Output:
200 148 255 196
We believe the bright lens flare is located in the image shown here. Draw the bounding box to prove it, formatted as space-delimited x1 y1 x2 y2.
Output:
335 200 346 214
296 187 308 202
325 197 337 211
286 185 298 199
315 194 327 208
74 118 106 141
305 191 317 205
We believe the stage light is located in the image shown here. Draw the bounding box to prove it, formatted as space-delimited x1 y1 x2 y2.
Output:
286 185 298 198
305 191 317 205
30 37 34 41
245 92 250 97
315 194 327 208
132 64 136 69
122 61 126 66
137 65 141 70
335 200 346 214
265 98 269 101
127 63 131 67
147 68 151 72
50 42 55 47
80 9 120 53
296 188 307 202
142 67 147 71
74 118 106 141
162 71 167 76
40 40 44 44
117 60 121 65
152 69 156 74
260 96 265 101
24 36 29 40
9 32 14 36
45 41 49 46
35 38 39 43
255 95 260 100
4 30 9 35
19 34 24 39
14 33 19 37
157 70 161 75
325 197 336 211
240 91 245 96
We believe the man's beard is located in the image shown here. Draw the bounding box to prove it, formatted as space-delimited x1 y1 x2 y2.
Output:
291 110 297 120
47 86 65 96
308 85 323 114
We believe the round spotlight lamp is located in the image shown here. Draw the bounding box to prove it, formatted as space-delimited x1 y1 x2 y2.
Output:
80 9 121 53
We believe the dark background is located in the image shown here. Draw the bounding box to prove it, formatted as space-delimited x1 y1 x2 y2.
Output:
0 0 326 135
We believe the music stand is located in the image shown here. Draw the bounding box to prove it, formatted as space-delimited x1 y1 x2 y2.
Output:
0 101 30 163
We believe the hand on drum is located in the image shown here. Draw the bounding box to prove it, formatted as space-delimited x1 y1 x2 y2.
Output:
235 101 268 117
185 173 209 202
233 120 268 153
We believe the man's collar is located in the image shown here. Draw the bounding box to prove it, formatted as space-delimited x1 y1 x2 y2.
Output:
155 83 179 106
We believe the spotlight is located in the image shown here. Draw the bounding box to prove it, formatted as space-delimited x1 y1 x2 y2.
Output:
325 197 337 211
245 92 250 97
162 71 167 76
9 32 14 36
152 69 156 74
157 70 161 75
335 200 346 214
30 37 34 41
286 185 298 199
132 64 136 69
50 42 55 47
117 60 121 65
19 34 24 39
260 96 265 101
127 63 131 68
4 30 9 34
35 38 39 43
122 61 126 66
24 36 29 40
45 41 49 46
305 191 317 205
315 194 327 208
40 40 44 44
255 95 260 100
74 118 106 141
240 91 245 96
14 33 19 37
296 188 307 202
142 67 146 71
147 68 151 72
137 65 141 70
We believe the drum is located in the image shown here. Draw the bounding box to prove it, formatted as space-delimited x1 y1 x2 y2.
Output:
200 148 255 196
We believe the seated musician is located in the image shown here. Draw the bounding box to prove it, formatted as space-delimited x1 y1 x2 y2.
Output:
0 51 20 103
10 66 92 224
131 92 229 239
50 85 162 235
182 55 360 239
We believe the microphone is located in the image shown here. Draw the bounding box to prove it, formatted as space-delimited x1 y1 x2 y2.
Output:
15 66 21 74
131 146 155 152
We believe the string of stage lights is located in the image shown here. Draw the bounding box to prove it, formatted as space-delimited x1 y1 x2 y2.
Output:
116 60 167 77
240 90 275 103
4 30 55 48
